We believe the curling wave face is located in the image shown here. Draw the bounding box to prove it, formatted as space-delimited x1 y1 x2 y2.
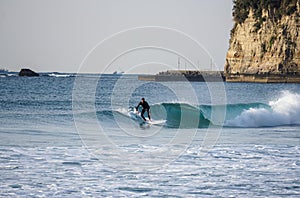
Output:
93 91 300 129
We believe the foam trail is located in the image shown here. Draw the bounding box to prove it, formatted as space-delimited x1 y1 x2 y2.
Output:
48 73 73 77
225 91 300 127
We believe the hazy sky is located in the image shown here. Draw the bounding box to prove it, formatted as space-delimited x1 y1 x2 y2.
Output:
0 0 233 73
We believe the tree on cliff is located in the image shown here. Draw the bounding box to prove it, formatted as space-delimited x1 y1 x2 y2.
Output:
233 0 299 24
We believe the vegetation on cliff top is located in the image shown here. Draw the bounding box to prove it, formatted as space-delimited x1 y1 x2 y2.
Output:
233 0 299 24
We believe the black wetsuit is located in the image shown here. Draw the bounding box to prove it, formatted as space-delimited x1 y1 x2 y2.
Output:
136 101 151 121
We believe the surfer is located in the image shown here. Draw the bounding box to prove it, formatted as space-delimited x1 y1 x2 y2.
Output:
136 98 151 121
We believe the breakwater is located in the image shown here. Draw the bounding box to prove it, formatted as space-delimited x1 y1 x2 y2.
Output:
138 70 225 82
138 70 300 83
225 74 300 83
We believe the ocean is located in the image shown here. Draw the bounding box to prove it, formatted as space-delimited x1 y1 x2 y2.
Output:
0 73 299 197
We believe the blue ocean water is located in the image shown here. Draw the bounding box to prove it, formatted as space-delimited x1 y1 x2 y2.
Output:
0 73 299 197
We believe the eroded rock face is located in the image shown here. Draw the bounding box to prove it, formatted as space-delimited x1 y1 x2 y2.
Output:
225 7 300 75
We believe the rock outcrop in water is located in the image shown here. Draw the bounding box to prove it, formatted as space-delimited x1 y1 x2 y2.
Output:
19 69 39 77
225 0 300 82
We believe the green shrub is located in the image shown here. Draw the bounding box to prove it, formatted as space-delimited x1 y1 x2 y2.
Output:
233 0 298 25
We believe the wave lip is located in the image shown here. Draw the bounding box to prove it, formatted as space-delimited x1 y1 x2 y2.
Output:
225 91 300 128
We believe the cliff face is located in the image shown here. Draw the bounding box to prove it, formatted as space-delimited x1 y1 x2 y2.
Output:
225 4 300 75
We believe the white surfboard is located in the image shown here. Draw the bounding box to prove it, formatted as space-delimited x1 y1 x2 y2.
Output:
147 119 166 126
128 110 165 126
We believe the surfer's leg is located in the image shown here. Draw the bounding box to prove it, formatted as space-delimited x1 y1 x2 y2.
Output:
147 109 151 120
141 109 146 121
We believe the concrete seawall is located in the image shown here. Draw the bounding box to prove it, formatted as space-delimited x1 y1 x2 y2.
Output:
138 70 225 82
138 71 300 83
226 74 300 83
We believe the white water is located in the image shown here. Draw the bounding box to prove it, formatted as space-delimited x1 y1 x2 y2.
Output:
226 91 300 127
48 73 73 78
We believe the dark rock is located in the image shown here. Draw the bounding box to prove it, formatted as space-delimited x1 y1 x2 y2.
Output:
18 69 39 77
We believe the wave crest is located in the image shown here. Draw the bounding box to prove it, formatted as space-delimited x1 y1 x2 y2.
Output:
88 91 300 129
226 91 300 127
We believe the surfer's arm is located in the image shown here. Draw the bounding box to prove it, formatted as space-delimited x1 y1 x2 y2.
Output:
135 102 141 111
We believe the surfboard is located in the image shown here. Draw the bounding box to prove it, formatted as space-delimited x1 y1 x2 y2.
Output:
128 110 165 126
147 119 166 126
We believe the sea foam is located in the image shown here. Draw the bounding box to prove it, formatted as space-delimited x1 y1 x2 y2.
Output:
226 91 300 127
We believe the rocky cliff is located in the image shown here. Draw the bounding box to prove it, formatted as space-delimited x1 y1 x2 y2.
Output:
225 1 300 75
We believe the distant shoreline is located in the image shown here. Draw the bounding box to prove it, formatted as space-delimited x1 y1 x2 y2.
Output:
2 70 300 83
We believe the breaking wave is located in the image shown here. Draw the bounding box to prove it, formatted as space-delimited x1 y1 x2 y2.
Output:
78 91 300 129
225 91 300 127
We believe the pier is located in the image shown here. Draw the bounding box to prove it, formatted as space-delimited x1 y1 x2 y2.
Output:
225 73 300 83
138 70 300 83
138 70 225 82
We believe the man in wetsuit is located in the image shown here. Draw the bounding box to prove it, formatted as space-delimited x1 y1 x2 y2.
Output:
136 98 151 121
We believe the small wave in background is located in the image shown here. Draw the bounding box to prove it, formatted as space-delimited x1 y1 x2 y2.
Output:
46 72 75 78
